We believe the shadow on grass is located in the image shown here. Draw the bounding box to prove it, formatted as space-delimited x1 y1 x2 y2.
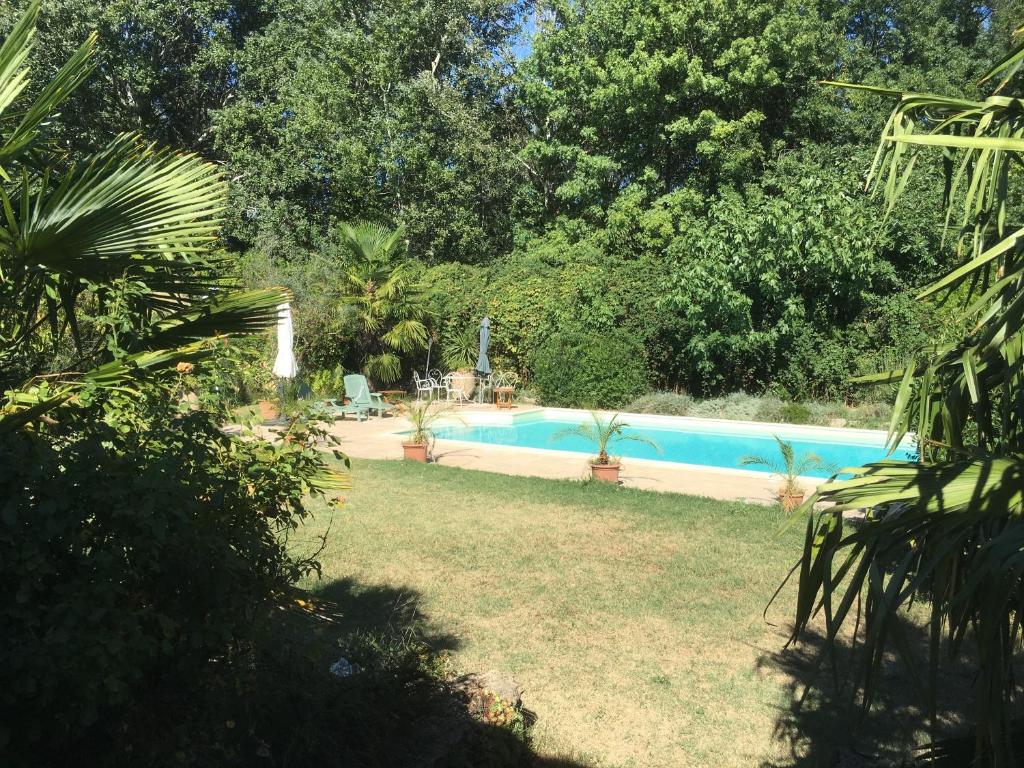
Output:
101 575 591 768
757 617 976 768
314 575 463 652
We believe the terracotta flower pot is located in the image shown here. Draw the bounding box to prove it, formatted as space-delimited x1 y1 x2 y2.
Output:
402 442 429 463
590 462 621 483
779 489 805 512
257 399 279 420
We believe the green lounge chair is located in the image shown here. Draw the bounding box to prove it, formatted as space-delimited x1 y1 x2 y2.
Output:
314 398 370 422
343 374 396 418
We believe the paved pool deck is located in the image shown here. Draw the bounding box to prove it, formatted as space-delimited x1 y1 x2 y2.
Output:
299 404 824 505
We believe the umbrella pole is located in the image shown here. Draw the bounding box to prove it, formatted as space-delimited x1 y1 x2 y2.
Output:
278 379 286 419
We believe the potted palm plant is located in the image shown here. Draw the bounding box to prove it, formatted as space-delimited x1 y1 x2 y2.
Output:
553 412 660 483
400 400 460 462
442 325 479 400
740 436 837 511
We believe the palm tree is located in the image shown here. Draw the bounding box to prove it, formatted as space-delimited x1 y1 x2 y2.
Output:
552 412 659 465
337 221 429 384
784 31 1024 765
0 1 292 434
401 399 462 454
741 435 837 508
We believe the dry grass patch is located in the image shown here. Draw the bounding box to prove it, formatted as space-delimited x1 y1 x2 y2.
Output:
294 460 968 767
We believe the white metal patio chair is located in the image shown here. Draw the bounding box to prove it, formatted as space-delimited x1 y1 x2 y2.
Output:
413 371 434 400
428 370 448 399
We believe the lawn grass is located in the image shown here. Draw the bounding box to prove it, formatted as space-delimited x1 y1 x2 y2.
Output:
292 459 957 767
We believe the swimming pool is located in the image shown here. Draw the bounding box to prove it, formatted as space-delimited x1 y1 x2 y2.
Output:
430 409 915 478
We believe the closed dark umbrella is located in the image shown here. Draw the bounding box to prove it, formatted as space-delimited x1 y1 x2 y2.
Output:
475 316 491 376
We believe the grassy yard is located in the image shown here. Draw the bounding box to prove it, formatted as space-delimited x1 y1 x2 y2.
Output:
293 460 955 768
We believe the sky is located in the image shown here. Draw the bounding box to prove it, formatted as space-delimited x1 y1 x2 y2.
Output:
511 6 537 61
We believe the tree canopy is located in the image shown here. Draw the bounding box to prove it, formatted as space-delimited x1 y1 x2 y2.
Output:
2 0 1019 394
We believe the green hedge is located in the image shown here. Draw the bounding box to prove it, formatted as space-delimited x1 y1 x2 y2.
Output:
530 328 649 408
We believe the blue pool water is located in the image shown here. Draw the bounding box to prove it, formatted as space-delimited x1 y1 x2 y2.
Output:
431 416 914 478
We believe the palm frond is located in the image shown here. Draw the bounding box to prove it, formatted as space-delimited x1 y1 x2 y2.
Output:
551 423 598 443
339 221 407 264
4 134 227 351
364 351 402 384
382 318 428 352
0 0 97 174
139 288 289 351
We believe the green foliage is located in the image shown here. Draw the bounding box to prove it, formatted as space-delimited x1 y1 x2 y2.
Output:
626 391 894 429
777 402 812 425
310 365 347 399
530 327 648 409
785 38 1024 765
210 0 523 263
552 411 660 465
661 148 950 397
0 1 289 429
740 435 835 495
441 324 479 371
0 6 349 761
2 0 1015 401
626 392 694 417
337 221 430 384
0 390 347 762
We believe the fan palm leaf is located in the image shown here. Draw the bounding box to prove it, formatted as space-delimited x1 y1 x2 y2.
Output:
0 3 289 430
0 1 95 173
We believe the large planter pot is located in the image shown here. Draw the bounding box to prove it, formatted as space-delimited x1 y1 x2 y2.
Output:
448 370 476 400
402 442 429 463
590 462 621 484
779 489 805 512
257 399 279 420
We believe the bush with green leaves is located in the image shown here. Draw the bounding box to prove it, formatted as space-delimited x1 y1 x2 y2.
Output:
626 391 694 416
530 327 648 408
310 365 347 398
0 389 347 762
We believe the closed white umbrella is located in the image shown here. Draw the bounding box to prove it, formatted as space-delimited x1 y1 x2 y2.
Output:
269 302 297 422
272 302 298 379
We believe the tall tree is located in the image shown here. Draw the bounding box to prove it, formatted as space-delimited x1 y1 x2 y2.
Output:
214 0 527 263
0 0 269 154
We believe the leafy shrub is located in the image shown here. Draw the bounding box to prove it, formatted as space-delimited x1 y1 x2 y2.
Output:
0 389 346 763
623 391 892 429
778 402 813 424
687 392 765 421
752 396 786 423
311 365 347 398
626 391 693 416
530 328 648 408
442 324 480 370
